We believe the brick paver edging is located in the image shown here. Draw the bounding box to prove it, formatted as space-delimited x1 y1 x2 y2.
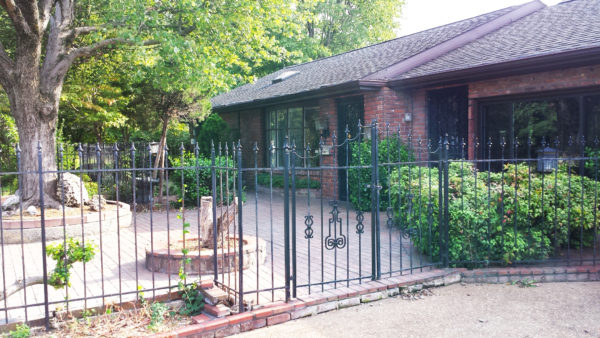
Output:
149 269 462 338
461 265 600 284
147 265 600 338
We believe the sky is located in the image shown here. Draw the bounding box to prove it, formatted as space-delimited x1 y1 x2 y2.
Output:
397 0 564 36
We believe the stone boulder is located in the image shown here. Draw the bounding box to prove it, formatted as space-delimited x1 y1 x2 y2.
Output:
1 193 19 211
87 195 107 212
57 173 89 207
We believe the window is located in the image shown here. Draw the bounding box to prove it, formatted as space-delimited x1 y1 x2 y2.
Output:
480 92 600 159
265 105 320 167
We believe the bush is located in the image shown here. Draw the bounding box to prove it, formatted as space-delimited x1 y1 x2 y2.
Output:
195 114 231 157
389 162 599 265
348 136 413 211
168 152 236 207
256 172 320 189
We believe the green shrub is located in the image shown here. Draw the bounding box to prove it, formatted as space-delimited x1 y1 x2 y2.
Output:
256 172 320 189
82 174 99 197
390 162 599 265
168 152 236 207
195 114 231 157
348 136 413 211
9 323 30 338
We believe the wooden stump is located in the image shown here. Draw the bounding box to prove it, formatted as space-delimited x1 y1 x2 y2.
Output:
199 196 238 249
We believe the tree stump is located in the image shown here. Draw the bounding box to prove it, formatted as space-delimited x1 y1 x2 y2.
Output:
199 196 238 249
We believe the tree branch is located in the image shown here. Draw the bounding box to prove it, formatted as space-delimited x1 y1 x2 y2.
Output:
1 0 33 35
70 25 99 37
38 0 56 31
0 276 45 301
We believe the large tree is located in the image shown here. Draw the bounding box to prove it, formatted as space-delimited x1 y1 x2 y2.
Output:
0 0 146 207
0 0 292 207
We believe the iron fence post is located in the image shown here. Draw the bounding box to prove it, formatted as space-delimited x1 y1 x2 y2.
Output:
443 136 450 267
438 137 444 266
37 142 50 330
291 142 297 298
283 138 291 302
236 141 244 312
370 121 381 280
211 142 218 282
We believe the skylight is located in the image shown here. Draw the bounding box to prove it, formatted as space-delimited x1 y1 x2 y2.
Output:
272 70 300 84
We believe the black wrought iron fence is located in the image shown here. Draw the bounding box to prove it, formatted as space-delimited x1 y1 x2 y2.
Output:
0 122 598 331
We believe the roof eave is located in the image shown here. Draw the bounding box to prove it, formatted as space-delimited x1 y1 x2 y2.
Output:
212 81 363 113
389 46 600 90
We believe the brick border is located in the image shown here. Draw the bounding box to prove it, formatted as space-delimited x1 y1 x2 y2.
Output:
149 265 600 338
151 269 462 338
461 265 600 284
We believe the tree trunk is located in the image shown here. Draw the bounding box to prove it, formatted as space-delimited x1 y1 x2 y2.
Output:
154 114 170 203
9 38 61 208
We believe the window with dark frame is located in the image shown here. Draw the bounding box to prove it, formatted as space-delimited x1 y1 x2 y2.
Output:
480 92 600 160
265 105 320 167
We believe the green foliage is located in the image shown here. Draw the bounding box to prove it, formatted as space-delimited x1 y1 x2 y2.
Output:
195 114 231 157
176 219 205 316
0 94 17 173
584 146 600 178
8 324 30 338
349 136 413 211
256 172 320 189
168 152 236 207
46 238 96 288
81 174 99 197
148 302 169 331
59 51 132 144
390 162 600 265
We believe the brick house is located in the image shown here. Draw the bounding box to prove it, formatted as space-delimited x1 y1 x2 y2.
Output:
211 0 600 198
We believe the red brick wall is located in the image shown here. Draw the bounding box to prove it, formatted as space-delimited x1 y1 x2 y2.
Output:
469 65 600 99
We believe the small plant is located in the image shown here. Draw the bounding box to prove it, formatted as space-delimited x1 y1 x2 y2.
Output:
9 323 30 338
176 218 205 316
148 302 168 331
46 238 96 288
512 278 540 288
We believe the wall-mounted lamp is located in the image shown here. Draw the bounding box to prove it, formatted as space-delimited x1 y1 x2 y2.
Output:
537 147 557 173
404 113 412 123
315 118 330 138
149 142 160 155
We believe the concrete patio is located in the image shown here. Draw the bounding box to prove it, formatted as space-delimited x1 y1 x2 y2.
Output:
0 190 430 324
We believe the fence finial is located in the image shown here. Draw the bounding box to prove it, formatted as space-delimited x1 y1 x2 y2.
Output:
253 142 259 153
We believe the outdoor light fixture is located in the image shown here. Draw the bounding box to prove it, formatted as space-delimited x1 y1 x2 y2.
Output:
149 142 160 155
404 113 412 123
537 147 557 173
315 118 330 138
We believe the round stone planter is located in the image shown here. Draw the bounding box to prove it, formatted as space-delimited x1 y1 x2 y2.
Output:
1 202 132 244
145 236 267 275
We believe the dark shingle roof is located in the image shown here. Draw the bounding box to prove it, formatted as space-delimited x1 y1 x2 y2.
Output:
399 0 600 80
211 5 519 109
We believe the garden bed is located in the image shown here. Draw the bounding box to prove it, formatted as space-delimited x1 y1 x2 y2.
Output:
146 235 267 275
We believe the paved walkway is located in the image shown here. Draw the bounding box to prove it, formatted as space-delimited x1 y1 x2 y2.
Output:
0 190 429 324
